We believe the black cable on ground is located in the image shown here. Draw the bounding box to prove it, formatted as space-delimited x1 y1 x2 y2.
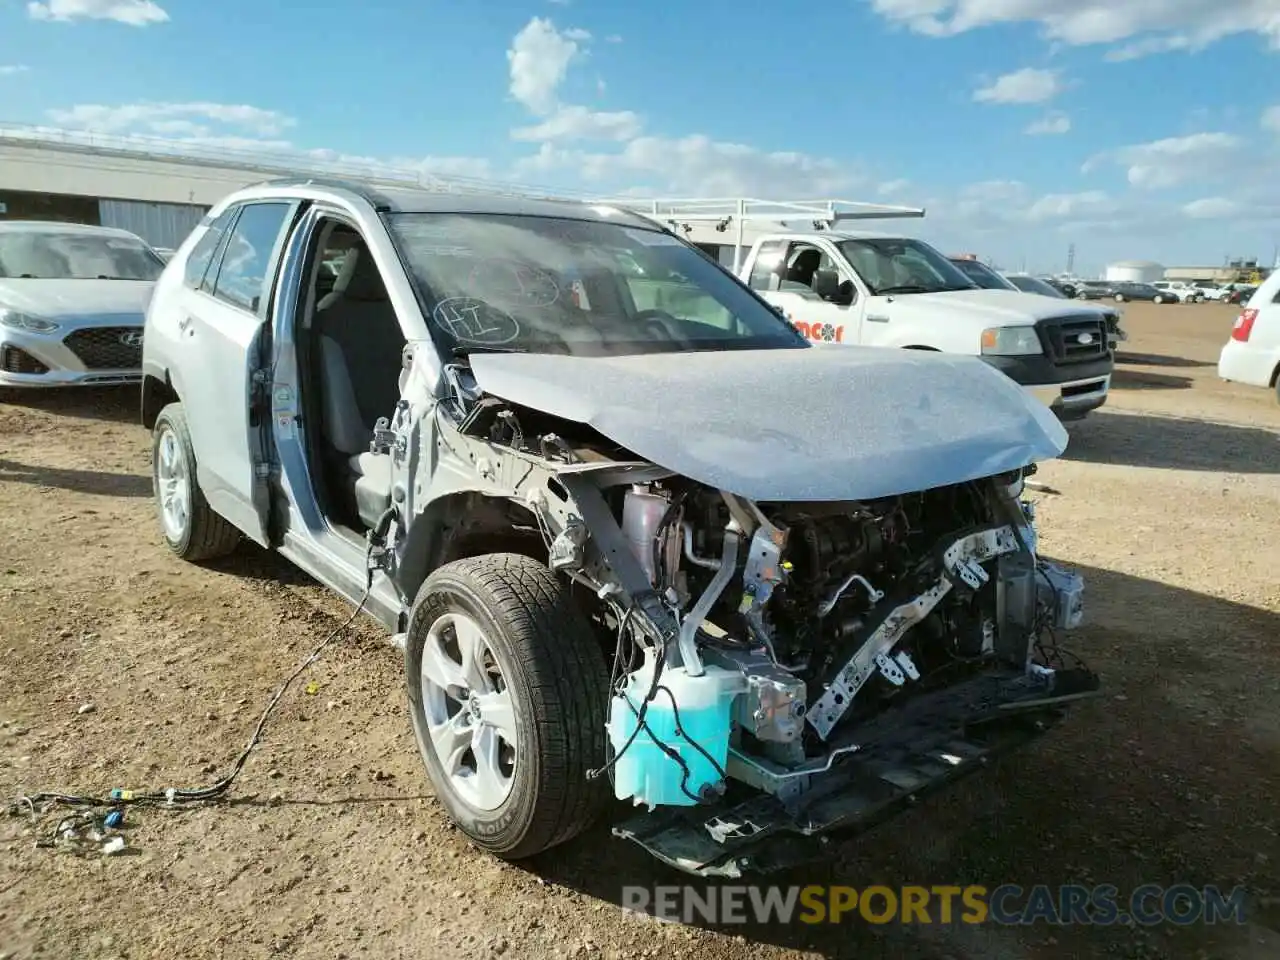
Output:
8 515 392 822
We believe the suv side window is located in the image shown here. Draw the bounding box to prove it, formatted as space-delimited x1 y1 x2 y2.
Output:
209 202 292 314
183 207 237 289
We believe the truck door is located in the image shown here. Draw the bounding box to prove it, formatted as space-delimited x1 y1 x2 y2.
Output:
744 239 861 344
176 199 299 547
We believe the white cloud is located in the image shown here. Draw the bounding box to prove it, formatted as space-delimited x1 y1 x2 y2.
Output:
504 17 639 144
1025 190 1110 222
513 136 862 197
27 0 167 25
1082 132 1247 189
48 102 296 137
973 68 1062 104
507 17 587 114
1263 105 1280 133
868 0 1280 57
1182 197 1245 219
605 34 622 43
0 65 30 75
1026 112 1071 135
878 178 911 196
511 104 642 142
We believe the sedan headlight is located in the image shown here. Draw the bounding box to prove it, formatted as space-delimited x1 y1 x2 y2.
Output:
0 308 60 333
980 326 1043 356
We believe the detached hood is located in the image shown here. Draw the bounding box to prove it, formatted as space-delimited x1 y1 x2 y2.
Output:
468 346 1069 502
887 289 1108 325
0 279 154 320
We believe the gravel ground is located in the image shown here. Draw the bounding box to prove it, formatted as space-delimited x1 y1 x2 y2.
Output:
2 301 1278 960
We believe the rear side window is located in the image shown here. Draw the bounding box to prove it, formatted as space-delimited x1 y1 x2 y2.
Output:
184 208 237 289
209 202 291 314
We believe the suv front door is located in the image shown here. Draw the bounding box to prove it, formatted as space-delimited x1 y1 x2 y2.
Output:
178 199 298 546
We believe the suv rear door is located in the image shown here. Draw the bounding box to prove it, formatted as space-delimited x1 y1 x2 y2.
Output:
177 199 299 546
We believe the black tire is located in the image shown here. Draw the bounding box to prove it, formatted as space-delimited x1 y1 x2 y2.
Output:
405 553 610 860
150 402 241 562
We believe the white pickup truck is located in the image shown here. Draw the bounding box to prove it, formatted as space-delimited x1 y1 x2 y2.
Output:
732 231 1117 422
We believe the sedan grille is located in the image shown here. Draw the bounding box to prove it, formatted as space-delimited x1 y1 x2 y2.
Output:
63 326 144 370
1 345 49 375
1040 315 1108 364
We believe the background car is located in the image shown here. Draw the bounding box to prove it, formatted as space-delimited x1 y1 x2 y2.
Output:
1006 274 1067 298
0 220 164 388
1110 281 1170 303
1151 281 1203 303
947 256 1017 291
1217 270 1280 403
1041 277 1079 298
1074 280 1120 300
1226 285 1257 305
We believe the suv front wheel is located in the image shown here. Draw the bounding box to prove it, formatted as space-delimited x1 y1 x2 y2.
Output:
150 402 242 562
405 553 611 860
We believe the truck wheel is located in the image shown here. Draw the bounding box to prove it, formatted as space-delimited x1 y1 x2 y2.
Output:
1114 293 1125 302
151 402 241 562
405 553 611 860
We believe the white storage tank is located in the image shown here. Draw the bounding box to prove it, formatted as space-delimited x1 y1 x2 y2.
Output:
1105 260 1164 284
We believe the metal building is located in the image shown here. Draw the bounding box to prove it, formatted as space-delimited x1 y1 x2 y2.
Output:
0 124 523 251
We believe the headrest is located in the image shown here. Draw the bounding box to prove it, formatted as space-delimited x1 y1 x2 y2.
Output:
343 245 388 302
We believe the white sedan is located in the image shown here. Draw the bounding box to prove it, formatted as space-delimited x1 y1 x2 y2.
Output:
0 221 165 388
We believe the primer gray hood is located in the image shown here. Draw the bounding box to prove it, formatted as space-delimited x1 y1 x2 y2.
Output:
468 346 1069 502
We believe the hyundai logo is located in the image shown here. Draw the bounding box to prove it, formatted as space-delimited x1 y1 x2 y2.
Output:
119 331 145 347
1076 332 1094 345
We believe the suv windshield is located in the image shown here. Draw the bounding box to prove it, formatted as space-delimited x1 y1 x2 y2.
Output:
949 258 1018 291
0 230 165 281
385 212 807 356
836 237 977 295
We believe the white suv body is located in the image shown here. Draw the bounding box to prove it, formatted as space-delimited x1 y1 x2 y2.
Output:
138 178 1094 878
1217 270 1280 402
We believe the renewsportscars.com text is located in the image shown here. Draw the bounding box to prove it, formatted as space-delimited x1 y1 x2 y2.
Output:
621 884 1249 927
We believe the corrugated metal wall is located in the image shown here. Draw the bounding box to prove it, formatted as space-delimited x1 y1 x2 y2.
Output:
98 198 207 250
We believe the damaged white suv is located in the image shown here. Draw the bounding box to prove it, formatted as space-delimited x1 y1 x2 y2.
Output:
140 179 1099 876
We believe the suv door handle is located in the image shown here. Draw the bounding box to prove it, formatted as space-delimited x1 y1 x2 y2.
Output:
867 314 890 323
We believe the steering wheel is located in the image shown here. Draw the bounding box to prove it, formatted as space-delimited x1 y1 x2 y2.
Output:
633 308 691 347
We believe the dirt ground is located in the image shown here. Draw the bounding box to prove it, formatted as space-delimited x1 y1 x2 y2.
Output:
2 300 1278 960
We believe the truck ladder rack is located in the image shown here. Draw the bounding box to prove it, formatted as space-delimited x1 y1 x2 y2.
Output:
593 197 926 271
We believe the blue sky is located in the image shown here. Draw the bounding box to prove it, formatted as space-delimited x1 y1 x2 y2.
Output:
1 0 1279 275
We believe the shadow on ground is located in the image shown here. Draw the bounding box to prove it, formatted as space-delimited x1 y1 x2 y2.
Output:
1115 352 1213 369
0 385 138 423
0 456 150 497
521 564 1280 960
1110 369 1193 391
1062 410 1279 472
205 540 319 588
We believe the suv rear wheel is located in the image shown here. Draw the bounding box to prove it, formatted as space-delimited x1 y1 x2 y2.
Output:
150 403 241 562
405 553 611 859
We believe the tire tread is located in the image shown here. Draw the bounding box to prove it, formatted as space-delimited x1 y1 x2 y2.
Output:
415 553 610 857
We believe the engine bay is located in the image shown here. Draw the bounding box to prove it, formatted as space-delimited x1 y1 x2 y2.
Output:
441 377 1095 823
